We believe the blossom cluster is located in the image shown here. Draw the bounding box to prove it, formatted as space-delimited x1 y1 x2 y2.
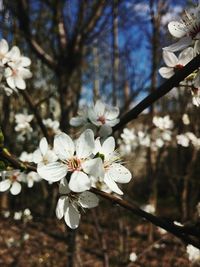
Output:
159 4 200 106
0 39 32 95
70 100 119 137
119 114 200 154
34 128 132 228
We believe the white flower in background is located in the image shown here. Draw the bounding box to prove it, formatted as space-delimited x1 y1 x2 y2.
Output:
176 134 190 147
33 137 57 167
159 48 194 79
129 252 137 262
14 211 23 220
94 137 132 195
186 245 200 263
186 132 200 148
70 100 120 137
138 131 150 147
121 128 137 144
25 171 41 188
164 5 200 53
56 178 99 229
161 131 172 142
37 129 103 192
43 118 60 134
182 114 190 125
4 46 32 90
0 39 9 64
15 113 33 135
153 115 174 130
0 170 22 195
88 100 119 136
19 151 33 162
155 138 165 148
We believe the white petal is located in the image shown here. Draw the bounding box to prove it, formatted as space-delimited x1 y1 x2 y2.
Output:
18 68 32 79
94 100 105 116
39 137 48 156
70 117 86 127
15 76 26 89
102 137 115 157
0 39 9 54
64 204 80 229
104 175 123 195
6 76 16 89
108 163 132 183
69 171 91 192
79 191 99 208
54 132 75 160
104 106 119 120
59 177 70 194
76 129 95 158
37 162 67 182
162 50 178 67
178 47 194 66
82 158 104 178
10 181 21 195
158 67 174 79
32 149 42 164
0 179 11 192
20 57 31 67
168 21 186 38
163 37 192 52
7 46 21 61
56 196 68 219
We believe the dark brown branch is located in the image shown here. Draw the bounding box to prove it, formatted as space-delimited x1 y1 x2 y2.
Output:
90 188 200 248
113 54 200 131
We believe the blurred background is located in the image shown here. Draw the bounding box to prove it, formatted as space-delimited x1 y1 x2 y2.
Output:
0 0 200 266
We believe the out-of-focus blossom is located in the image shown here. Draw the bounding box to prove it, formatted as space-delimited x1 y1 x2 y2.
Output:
15 113 33 135
182 114 190 125
186 245 200 263
43 118 60 135
153 115 174 130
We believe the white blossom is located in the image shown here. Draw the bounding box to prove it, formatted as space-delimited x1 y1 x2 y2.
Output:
56 178 99 229
94 137 132 195
70 100 120 137
15 113 33 135
163 5 200 53
182 114 190 125
43 118 61 134
0 170 22 195
159 48 194 79
153 115 174 130
33 137 58 166
186 245 200 263
37 129 103 193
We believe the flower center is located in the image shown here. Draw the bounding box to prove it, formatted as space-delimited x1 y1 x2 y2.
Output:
67 157 82 172
97 115 106 124
174 64 184 72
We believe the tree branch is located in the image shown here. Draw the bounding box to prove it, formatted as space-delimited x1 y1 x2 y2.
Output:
113 54 200 131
